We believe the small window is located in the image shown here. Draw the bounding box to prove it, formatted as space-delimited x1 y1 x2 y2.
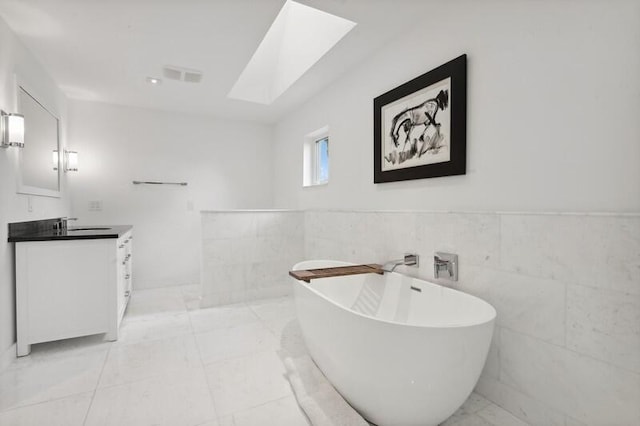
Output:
303 126 329 187
314 137 329 185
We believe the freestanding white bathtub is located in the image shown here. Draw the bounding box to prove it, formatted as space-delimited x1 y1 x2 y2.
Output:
291 260 496 426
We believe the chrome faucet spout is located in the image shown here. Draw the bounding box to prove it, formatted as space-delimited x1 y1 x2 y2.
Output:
382 258 404 273
382 253 419 273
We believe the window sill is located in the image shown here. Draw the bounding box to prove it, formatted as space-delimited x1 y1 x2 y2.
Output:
303 181 329 188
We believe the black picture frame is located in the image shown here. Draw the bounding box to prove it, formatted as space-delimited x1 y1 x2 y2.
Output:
373 54 467 183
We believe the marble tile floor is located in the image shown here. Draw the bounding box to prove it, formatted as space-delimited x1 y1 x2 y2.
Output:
0 286 530 426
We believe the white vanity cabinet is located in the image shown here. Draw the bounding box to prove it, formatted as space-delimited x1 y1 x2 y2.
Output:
15 229 133 356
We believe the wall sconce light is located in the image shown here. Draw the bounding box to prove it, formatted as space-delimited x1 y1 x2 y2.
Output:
1 110 25 148
64 150 78 172
64 149 78 172
53 149 78 172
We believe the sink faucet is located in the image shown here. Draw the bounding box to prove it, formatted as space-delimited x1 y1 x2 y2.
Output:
382 253 419 273
53 217 78 232
53 218 66 232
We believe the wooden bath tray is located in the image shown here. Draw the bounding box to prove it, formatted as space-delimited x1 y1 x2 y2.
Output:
289 264 384 283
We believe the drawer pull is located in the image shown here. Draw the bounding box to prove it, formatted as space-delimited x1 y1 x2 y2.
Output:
126 254 131 260
125 274 130 279
125 290 130 297
119 244 125 249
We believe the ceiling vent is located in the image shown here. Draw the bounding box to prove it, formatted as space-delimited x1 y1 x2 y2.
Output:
163 66 203 83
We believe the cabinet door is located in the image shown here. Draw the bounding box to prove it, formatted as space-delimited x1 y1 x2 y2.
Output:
17 239 114 343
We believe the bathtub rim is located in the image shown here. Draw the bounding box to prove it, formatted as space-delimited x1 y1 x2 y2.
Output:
292 259 497 330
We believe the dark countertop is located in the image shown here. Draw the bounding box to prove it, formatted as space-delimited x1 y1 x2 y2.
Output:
8 225 133 243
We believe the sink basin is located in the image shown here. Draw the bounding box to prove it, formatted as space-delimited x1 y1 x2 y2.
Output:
68 227 112 231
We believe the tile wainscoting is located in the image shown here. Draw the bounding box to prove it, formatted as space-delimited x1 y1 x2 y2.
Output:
201 211 305 307
201 209 640 425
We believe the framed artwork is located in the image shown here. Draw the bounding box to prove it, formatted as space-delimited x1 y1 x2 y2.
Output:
373 54 467 183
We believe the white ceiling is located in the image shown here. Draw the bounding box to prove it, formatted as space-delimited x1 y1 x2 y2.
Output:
0 0 437 123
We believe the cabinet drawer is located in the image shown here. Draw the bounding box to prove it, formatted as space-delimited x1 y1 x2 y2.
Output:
116 232 132 325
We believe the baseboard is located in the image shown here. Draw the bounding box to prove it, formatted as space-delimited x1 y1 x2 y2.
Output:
0 343 16 373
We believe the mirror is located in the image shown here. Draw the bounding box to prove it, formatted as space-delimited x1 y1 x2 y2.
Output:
17 85 61 197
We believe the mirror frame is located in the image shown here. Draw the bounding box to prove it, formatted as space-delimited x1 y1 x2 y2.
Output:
15 76 62 198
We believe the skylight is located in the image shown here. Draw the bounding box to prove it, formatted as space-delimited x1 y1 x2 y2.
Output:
227 0 356 105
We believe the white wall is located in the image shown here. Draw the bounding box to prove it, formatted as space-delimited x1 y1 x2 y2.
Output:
67 100 274 289
0 16 70 361
272 0 640 213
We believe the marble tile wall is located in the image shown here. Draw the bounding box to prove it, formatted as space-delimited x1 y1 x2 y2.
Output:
200 209 639 424
304 210 640 426
200 211 305 307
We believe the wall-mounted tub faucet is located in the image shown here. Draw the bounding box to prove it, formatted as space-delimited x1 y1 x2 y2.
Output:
382 253 419 273
434 252 458 281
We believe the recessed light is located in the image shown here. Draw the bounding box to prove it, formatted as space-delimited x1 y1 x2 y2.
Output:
146 77 162 85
